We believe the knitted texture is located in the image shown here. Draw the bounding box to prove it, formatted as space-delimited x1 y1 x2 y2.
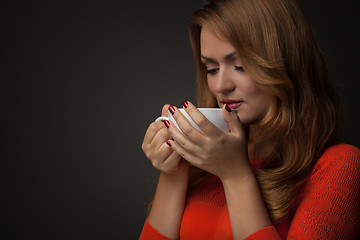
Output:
286 143 360 239
139 143 360 239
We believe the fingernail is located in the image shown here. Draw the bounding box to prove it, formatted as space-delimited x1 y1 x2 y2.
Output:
169 106 175 115
225 104 231 112
164 120 170 128
166 140 172 147
183 101 189 108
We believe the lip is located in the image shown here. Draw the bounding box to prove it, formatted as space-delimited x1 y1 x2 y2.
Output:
221 98 244 109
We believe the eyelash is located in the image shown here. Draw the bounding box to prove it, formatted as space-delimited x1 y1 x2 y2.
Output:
206 66 244 75
206 68 219 75
235 66 244 72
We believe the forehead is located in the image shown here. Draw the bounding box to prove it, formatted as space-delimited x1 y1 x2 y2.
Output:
200 26 235 56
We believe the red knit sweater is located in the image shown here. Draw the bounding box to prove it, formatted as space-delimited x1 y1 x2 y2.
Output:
139 143 360 239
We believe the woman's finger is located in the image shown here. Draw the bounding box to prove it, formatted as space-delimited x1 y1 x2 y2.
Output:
143 121 166 146
160 150 183 174
168 105 205 144
182 101 223 138
143 104 171 147
161 104 171 117
157 139 175 160
222 104 245 136
150 141 174 169
167 139 198 167
153 127 172 151
151 143 185 174
164 117 200 155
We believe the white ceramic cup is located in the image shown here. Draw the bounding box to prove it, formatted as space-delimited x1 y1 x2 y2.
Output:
155 108 231 133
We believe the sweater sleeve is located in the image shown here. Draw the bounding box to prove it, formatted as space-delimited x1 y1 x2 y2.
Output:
287 144 360 239
139 218 175 240
245 226 281 240
246 144 360 240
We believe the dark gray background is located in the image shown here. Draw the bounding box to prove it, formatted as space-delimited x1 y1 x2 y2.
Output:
2 0 359 239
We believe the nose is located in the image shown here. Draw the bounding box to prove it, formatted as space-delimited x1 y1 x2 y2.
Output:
213 67 236 93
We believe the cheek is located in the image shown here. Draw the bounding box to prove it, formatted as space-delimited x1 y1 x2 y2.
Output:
207 78 216 95
253 90 273 116
242 78 267 99
245 82 272 111
241 77 258 93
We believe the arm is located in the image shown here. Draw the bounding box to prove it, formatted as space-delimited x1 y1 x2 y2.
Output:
222 172 276 239
242 144 360 239
165 102 277 239
140 104 189 240
139 171 188 240
145 171 189 240
286 144 360 239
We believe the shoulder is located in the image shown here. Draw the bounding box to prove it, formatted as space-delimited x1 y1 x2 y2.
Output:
312 142 360 177
322 142 360 158
299 142 360 204
293 143 360 239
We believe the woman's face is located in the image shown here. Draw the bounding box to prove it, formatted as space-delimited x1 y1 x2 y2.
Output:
200 27 272 125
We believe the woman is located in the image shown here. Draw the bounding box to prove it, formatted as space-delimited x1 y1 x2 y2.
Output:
140 0 360 239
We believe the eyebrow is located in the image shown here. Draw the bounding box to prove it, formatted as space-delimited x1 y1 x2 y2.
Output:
201 51 237 62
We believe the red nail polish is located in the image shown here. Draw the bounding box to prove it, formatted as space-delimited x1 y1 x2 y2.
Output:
225 104 231 112
166 140 172 147
183 101 189 108
169 106 175 115
164 120 170 128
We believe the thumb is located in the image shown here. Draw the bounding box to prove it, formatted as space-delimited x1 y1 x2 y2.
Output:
161 104 171 117
222 104 244 134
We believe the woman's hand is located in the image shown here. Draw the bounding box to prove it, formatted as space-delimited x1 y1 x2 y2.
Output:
142 104 190 239
165 101 252 181
142 104 189 175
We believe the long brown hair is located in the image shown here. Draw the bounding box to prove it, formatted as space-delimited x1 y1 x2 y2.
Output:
189 0 342 223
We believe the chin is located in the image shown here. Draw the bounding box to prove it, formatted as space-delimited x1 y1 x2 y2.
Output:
237 113 261 126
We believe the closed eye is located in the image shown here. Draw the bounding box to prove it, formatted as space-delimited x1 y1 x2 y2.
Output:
235 66 244 72
206 68 219 75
